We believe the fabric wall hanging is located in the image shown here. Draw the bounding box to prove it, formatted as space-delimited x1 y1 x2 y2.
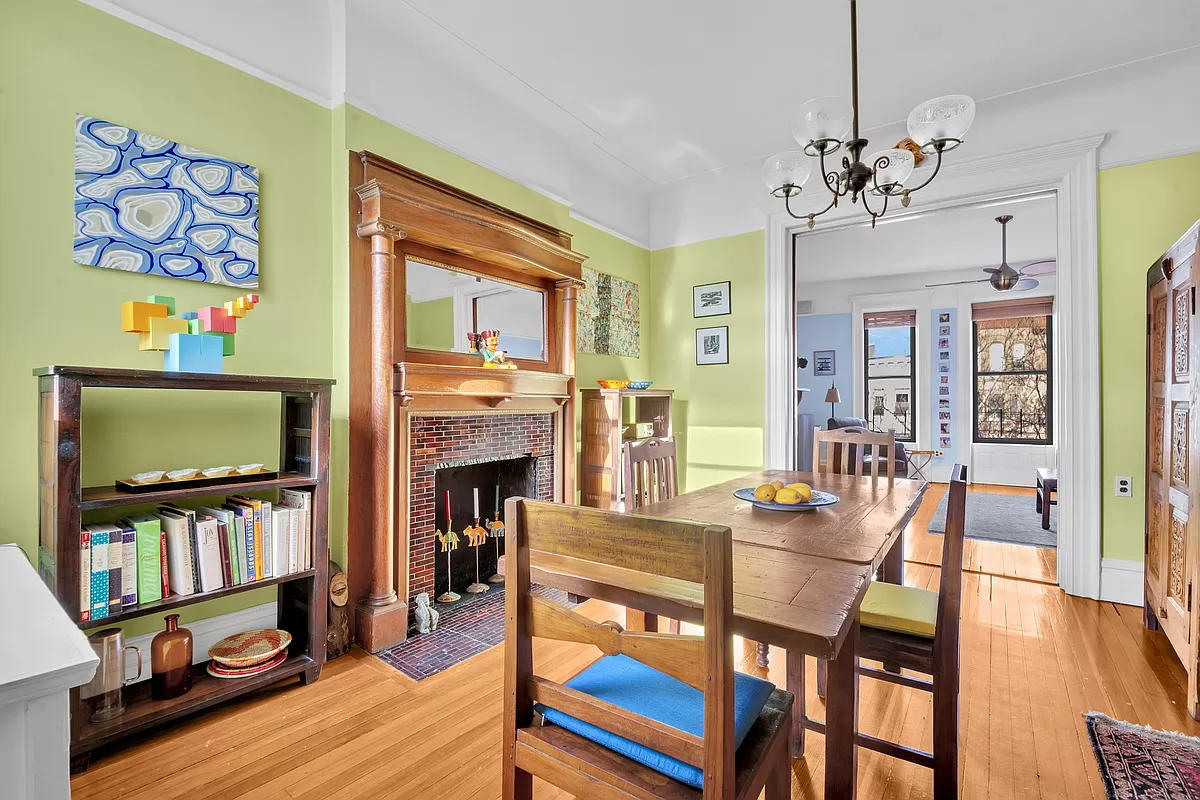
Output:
577 267 639 357
73 115 260 287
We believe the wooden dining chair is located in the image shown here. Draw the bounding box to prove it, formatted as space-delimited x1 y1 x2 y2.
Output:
813 426 897 483
623 436 679 510
502 498 794 800
809 463 967 800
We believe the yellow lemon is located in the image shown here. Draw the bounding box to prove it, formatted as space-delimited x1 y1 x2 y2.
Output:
774 487 802 505
753 483 777 501
770 480 785 491
785 483 813 502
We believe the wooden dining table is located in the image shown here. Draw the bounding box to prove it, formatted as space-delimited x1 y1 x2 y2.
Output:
519 469 927 799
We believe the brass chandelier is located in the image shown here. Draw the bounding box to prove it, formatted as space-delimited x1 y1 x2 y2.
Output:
763 0 976 228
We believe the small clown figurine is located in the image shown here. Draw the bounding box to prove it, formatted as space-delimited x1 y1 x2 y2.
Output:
466 329 517 369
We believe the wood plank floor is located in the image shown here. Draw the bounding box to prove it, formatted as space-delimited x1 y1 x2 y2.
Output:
73 484 1189 800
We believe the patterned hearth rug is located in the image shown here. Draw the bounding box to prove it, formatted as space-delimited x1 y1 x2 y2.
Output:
1087 711 1200 799
374 584 579 681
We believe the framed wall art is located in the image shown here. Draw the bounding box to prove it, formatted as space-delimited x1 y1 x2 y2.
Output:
73 115 260 287
813 349 836 376
695 325 729 365
693 281 731 317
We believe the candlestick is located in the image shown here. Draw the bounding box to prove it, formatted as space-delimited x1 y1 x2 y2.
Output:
495 483 500 514
473 487 479 519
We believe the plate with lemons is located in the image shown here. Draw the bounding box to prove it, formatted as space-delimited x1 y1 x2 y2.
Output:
734 480 839 511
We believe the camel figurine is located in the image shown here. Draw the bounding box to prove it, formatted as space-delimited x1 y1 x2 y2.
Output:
464 522 489 547
436 528 459 552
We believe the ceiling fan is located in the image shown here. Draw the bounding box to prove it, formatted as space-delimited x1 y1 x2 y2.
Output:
926 215 1056 292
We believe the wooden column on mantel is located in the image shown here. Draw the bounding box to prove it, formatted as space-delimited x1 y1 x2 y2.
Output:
348 151 586 652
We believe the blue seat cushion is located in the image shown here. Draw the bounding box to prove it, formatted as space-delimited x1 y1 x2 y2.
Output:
535 654 776 790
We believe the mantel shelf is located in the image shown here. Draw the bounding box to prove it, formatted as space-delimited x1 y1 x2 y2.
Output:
393 362 571 403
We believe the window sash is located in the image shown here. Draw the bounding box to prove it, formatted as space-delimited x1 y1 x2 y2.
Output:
971 296 1053 321
972 316 1053 444
863 324 917 442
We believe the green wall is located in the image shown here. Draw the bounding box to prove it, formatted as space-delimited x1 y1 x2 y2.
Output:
649 232 766 492
1098 152 1200 560
405 297 456 351
0 0 654 639
0 0 335 635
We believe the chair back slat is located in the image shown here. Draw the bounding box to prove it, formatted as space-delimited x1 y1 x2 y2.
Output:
934 464 968 671
528 678 706 766
529 595 707 690
813 426 897 484
623 436 679 510
504 496 737 798
518 500 704 583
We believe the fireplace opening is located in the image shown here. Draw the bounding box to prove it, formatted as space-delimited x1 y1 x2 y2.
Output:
432 455 537 605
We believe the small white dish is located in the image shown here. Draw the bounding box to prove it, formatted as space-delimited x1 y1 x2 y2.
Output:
236 463 265 475
129 471 165 485
203 466 234 478
166 468 199 481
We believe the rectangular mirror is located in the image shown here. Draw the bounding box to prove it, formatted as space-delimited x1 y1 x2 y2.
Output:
404 258 546 360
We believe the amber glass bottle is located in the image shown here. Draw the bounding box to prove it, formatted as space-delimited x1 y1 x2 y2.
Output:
151 614 193 700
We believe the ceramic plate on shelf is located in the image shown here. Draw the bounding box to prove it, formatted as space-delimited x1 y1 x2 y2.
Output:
206 649 288 679
208 629 293 668
733 487 839 512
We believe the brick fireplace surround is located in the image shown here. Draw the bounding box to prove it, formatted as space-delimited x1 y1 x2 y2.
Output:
407 413 555 604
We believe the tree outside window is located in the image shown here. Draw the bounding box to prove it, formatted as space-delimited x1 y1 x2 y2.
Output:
973 315 1052 443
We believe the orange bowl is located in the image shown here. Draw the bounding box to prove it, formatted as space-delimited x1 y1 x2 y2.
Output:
597 379 631 389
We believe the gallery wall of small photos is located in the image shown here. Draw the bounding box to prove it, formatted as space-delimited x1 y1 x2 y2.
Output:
932 307 957 467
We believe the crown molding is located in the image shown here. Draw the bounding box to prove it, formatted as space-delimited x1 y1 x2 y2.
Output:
80 0 335 108
568 210 651 251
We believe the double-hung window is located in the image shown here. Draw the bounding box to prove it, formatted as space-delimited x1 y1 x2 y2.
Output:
972 297 1053 444
863 309 917 442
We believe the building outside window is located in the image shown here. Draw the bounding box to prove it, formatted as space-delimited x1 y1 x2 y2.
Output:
863 310 917 442
972 298 1053 444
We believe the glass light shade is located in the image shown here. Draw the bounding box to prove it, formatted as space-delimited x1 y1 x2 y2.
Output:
762 151 811 196
866 148 915 190
792 96 852 150
906 94 976 151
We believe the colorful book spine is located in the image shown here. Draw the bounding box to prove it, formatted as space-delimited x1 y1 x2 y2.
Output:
159 530 169 599
89 528 109 621
261 501 273 579
80 530 91 623
233 506 256 582
227 515 242 585
121 526 138 607
215 519 232 587
107 533 122 615
124 514 163 604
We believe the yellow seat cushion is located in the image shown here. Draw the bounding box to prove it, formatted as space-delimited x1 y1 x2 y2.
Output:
859 581 938 638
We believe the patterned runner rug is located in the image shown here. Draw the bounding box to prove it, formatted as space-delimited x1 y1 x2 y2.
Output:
1087 711 1200 799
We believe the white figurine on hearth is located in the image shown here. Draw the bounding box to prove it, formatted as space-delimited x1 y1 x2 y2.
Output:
414 592 440 634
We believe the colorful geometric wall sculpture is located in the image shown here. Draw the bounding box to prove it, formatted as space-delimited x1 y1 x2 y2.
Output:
74 115 259 287
121 293 258 373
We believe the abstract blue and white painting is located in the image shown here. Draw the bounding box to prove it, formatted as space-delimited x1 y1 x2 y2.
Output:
73 115 259 287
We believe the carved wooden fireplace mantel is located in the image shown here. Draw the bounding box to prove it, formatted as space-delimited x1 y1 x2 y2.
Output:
348 151 585 651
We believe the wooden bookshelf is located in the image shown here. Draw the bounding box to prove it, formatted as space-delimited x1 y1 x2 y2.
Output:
33 366 334 772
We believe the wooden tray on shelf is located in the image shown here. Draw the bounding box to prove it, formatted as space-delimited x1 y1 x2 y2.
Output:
115 470 278 494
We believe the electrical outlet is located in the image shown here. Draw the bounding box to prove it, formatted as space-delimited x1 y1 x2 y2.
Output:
1115 476 1133 497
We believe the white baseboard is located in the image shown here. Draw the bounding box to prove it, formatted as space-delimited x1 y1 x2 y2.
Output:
120 602 277 685
1100 558 1144 607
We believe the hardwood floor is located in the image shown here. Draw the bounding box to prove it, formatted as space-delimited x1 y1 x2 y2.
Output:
73 484 1187 800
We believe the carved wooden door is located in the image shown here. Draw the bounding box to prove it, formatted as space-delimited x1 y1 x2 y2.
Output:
1147 279 1169 616
1160 260 1193 662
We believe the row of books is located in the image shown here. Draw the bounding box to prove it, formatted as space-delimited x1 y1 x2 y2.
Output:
80 489 313 623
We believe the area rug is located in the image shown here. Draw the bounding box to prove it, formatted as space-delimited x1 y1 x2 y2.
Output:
1086 711 1200 799
926 490 1056 548
374 584 578 681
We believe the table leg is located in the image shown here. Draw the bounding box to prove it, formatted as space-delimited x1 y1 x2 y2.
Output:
786 650 805 757
882 527 905 587
825 621 860 800
757 642 771 668
1042 487 1052 531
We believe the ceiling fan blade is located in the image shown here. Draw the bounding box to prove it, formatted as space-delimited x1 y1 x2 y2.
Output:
1019 259 1057 276
1013 278 1041 291
926 277 992 287
983 267 1000 274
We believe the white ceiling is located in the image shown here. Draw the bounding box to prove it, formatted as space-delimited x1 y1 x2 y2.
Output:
794 193 1057 284
393 0 1200 184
